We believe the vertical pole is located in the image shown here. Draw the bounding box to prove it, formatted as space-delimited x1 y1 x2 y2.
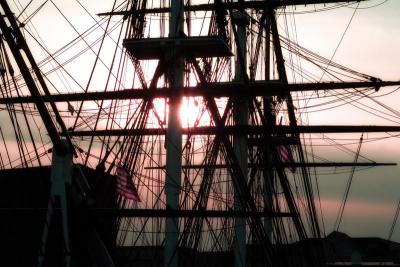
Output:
38 140 72 267
233 10 248 267
263 9 274 242
165 0 184 266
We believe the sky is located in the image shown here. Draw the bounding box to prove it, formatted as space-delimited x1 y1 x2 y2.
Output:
2 0 400 242
289 0 400 241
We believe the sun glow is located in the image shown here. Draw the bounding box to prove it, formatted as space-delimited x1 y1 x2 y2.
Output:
180 97 204 127
152 97 204 128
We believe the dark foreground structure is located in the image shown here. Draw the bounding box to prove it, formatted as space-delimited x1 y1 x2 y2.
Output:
1 166 399 267
0 165 118 267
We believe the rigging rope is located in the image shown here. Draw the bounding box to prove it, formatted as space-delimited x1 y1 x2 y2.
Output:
319 1 360 81
334 134 363 231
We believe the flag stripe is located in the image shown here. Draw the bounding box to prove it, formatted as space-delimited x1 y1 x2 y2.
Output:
279 145 296 173
116 165 141 202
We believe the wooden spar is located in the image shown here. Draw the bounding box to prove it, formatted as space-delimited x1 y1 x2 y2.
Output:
0 208 298 218
143 162 397 169
98 1 369 16
65 125 400 137
2 80 399 104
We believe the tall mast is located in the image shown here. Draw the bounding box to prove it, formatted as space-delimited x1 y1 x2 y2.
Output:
165 0 184 266
232 9 249 267
1 1 400 266
263 7 274 241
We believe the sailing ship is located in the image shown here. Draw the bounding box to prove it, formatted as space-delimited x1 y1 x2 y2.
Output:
0 0 399 266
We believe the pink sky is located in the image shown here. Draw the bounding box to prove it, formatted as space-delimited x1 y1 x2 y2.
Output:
2 0 400 242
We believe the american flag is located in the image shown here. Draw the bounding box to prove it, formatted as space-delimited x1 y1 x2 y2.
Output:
116 165 141 202
279 145 296 173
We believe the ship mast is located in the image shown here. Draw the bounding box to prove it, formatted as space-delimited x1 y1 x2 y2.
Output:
232 7 249 267
164 0 184 266
0 2 75 266
1 1 400 266
105 1 400 266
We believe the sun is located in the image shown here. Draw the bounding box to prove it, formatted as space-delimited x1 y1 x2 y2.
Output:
151 97 203 128
180 97 203 127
